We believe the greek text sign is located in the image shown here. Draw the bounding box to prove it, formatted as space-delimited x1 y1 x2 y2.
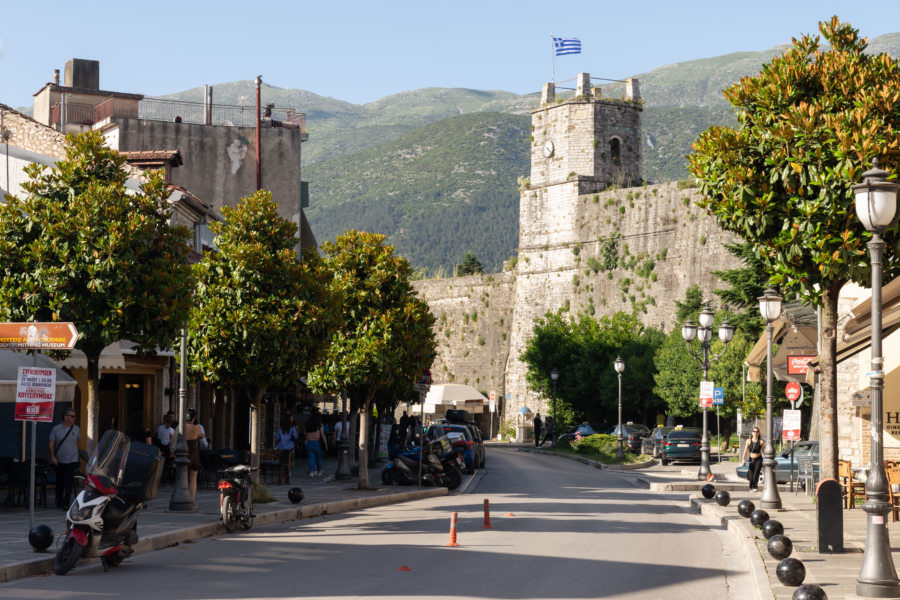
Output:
0 322 79 350
14 366 56 422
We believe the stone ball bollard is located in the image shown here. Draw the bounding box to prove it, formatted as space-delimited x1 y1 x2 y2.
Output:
288 487 304 504
762 519 785 540
737 499 755 518
28 524 53 552
701 483 716 499
750 508 770 529
792 583 827 600
767 534 793 560
714 490 731 506
776 557 807 587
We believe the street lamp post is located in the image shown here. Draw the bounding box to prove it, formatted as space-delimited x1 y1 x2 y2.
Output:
853 158 900 598
682 306 734 480
614 356 625 459
550 368 559 448
169 328 194 511
758 288 783 511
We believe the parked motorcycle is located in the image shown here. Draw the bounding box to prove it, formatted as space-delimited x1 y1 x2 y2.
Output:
218 465 255 533
54 430 163 575
381 435 464 490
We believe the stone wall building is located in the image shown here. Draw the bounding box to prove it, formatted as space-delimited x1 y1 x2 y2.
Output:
415 74 744 431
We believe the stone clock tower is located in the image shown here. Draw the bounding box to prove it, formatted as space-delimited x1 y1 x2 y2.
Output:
529 72 642 191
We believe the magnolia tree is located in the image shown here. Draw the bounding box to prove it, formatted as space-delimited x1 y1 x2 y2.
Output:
185 190 341 469
0 132 193 448
688 18 900 479
308 231 436 489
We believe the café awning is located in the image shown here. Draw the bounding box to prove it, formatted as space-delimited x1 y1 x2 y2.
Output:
421 384 489 414
745 303 819 383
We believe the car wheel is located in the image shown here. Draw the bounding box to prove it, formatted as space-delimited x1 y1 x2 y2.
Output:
661 458 669 466
653 447 660 458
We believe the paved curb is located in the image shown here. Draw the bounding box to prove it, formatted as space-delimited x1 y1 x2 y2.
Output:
0 487 446 583
517 446 655 470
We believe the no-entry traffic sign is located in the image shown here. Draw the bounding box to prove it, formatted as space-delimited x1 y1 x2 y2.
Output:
0 322 79 350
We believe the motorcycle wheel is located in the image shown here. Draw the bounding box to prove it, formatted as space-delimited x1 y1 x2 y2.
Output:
53 536 83 575
222 496 237 533
241 498 254 531
444 464 463 491
381 467 393 485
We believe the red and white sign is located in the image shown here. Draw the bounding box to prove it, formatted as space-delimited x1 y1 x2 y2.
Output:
14 366 56 422
699 381 714 408
785 382 803 402
783 409 801 441
787 355 816 375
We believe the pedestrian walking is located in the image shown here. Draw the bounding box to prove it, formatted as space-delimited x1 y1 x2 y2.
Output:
275 415 298 484
533 413 543 447
739 426 764 492
305 413 328 478
541 417 554 447
398 410 409 446
49 409 80 509
185 408 204 503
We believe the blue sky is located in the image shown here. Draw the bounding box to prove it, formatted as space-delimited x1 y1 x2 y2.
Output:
1 1 897 109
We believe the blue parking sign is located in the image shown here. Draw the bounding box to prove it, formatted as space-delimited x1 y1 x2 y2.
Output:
713 387 724 405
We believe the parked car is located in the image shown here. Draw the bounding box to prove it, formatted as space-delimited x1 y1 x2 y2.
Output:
558 423 602 444
661 429 702 465
641 427 675 458
608 423 651 452
736 440 819 484
426 423 484 473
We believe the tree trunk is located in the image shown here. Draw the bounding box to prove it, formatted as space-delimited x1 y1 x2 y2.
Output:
86 353 100 455
357 391 376 489
818 283 841 482
249 387 265 479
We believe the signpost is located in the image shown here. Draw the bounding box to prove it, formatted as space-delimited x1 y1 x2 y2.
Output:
3 322 78 530
699 380 714 408
785 381 804 409
713 387 724 463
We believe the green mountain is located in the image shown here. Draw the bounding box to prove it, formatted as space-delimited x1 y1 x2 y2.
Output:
152 32 899 272
304 112 529 274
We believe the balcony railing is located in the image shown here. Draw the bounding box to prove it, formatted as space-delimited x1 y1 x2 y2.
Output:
51 97 305 132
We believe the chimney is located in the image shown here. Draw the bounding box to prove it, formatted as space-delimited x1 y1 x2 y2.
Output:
64 58 99 90
53 69 60 85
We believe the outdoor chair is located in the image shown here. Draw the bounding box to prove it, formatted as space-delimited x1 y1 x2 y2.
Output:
797 455 816 497
887 466 900 522
839 459 865 509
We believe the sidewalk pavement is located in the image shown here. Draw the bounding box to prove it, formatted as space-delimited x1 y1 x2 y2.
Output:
522 447 891 600
0 454 469 583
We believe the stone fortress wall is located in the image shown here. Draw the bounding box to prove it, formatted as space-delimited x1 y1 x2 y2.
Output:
414 73 743 427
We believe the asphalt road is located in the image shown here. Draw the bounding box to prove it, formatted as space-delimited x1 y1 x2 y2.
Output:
0 447 752 600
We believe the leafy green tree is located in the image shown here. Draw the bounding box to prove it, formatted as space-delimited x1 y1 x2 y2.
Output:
308 231 437 489
185 190 341 468
654 287 762 441
0 131 194 447
521 310 664 427
455 251 484 276
713 243 769 339
688 17 900 479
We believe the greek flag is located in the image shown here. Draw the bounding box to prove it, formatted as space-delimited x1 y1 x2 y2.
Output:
553 37 581 56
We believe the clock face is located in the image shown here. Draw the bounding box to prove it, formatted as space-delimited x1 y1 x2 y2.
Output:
543 140 554 157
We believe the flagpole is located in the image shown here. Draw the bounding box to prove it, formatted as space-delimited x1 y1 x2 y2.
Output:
551 32 555 84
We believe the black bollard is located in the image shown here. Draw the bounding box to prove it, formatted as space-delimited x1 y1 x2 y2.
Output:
792 583 827 600
715 490 731 506
762 519 784 540
701 483 716 499
288 487 304 504
738 499 756 518
767 534 793 560
750 508 770 529
28 524 53 552
776 557 806 587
